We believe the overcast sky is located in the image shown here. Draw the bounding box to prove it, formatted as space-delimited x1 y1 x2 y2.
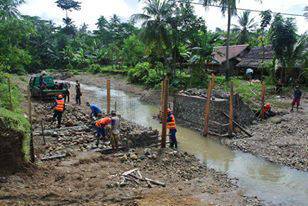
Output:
19 0 308 34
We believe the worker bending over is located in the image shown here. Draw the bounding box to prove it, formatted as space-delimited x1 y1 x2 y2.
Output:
51 94 65 128
86 102 102 118
110 111 120 151
167 108 177 149
95 116 112 147
257 103 276 119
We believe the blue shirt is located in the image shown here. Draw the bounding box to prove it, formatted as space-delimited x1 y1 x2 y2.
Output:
90 104 102 114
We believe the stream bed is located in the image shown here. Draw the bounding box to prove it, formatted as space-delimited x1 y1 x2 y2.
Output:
79 83 308 206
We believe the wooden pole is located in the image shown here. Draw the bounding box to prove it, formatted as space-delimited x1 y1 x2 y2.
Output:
107 79 111 114
228 82 234 136
114 101 117 112
7 78 13 111
260 81 266 119
161 77 169 148
203 74 216 136
41 121 46 145
160 80 164 120
27 88 35 163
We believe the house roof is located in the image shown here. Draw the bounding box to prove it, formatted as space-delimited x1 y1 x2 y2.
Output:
236 46 274 68
212 44 249 64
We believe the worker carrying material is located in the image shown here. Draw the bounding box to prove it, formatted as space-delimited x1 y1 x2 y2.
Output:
110 111 120 151
167 108 177 149
51 94 65 128
86 102 103 118
95 116 112 147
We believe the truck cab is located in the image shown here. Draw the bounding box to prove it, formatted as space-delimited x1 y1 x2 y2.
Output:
29 75 69 100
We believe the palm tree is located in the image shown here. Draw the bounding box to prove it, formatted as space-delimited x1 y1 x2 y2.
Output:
202 0 237 80
0 0 24 20
232 11 257 44
131 0 173 52
202 0 260 80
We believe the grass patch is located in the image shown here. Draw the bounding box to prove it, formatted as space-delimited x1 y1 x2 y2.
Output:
0 108 31 161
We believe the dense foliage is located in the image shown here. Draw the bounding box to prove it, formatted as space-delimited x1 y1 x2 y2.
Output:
0 0 307 88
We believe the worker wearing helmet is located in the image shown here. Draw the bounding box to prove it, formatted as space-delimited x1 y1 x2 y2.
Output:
51 94 65 128
167 108 177 149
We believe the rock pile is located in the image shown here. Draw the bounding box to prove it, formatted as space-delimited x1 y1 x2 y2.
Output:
32 103 159 159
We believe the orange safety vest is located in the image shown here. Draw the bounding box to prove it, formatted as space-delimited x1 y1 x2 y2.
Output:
95 117 112 127
167 114 176 129
55 99 65 112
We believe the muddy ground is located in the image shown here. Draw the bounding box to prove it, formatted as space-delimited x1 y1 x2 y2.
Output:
0 76 262 206
68 74 308 172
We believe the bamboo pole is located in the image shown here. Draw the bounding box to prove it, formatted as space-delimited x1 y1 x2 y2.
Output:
107 79 111 114
7 78 13 111
229 81 234 136
203 74 216 136
161 77 169 148
260 81 266 119
27 88 35 163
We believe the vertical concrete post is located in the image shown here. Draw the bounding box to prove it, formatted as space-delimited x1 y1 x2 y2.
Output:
107 79 111 114
229 82 234 136
260 81 266 119
203 74 215 136
161 77 169 148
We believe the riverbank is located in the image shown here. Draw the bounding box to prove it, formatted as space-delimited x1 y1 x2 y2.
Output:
68 73 307 172
0 75 263 206
223 103 308 171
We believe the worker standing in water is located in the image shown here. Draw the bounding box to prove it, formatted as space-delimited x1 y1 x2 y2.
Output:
95 116 112 147
167 108 177 149
51 94 65 128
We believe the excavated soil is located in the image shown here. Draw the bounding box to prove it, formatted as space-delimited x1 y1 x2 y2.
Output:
0 75 263 206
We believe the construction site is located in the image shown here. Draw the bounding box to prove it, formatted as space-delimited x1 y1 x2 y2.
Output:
0 72 307 206
1 0 308 205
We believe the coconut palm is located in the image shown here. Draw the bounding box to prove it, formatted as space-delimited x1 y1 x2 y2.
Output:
202 0 237 80
131 0 173 50
0 0 24 20
202 0 260 80
232 11 257 44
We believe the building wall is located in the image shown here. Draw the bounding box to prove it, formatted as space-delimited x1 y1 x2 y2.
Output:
173 94 255 135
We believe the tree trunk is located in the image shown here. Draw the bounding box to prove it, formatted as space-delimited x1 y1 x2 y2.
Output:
261 31 265 80
225 1 232 81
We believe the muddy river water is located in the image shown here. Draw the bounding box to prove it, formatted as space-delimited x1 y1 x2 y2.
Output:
79 83 307 206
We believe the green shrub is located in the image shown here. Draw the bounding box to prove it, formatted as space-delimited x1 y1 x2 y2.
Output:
128 62 151 83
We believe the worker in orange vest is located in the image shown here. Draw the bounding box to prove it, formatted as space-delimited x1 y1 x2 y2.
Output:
51 94 65 128
95 116 112 147
167 108 177 149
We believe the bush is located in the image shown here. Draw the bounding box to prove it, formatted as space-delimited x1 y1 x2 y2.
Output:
128 62 151 83
87 64 128 75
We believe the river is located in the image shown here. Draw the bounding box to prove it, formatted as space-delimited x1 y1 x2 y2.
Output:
79 83 308 206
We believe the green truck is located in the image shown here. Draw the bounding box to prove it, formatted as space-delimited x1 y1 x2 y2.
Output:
29 75 69 100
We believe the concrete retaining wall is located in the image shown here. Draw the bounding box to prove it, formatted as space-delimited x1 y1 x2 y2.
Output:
174 94 255 134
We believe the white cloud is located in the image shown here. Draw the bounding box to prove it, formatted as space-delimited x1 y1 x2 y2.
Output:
19 0 308 33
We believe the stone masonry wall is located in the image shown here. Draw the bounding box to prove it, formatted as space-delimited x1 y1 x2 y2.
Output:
174 94 255 135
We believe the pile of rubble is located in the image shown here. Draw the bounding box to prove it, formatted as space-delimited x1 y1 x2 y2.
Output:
224 112 308 171
178 88 229 99
31 103 159 160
